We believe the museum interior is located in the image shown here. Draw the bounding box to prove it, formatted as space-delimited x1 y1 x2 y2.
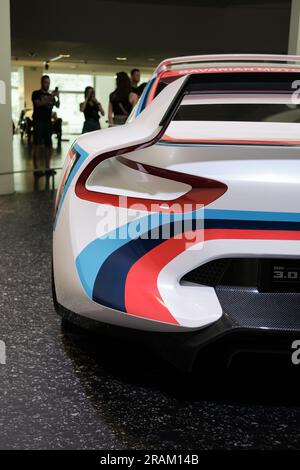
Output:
1 0 300 452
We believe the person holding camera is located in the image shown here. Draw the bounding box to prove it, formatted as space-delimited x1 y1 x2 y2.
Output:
32 75 60 176
80 87 105 134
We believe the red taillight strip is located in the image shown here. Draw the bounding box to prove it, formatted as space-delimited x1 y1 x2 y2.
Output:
158 67 300 78
75 154 227 213
161 134 300 147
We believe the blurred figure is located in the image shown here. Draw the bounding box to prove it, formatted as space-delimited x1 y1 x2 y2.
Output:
19 109 34 144
25 115 34 144
80 86 105 134
130 68 141 95
108 72 138 126
18 110 27 141
51 112 62 144
32 75 60 176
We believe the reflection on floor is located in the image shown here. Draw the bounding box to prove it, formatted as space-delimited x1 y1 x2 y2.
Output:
0 192 300 449
13 134 77 193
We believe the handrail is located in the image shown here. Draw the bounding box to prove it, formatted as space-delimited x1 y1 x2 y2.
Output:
155 54 300 74
0 167 63 192
0 167 62 176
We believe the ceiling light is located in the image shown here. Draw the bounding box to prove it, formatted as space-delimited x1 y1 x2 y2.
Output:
50 54 71 62
115 57 127 61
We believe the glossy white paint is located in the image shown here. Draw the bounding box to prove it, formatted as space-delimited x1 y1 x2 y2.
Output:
86 158 191 201
181 94 298 105
128 144 300 213
165 121 300 143
53 56 300 332
70 75 186 158
155 54 300 74
158 238 300 328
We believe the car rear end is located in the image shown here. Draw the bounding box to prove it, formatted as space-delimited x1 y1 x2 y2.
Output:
53 56 300 370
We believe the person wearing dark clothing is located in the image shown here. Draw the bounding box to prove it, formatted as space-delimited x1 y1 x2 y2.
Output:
108 72 138 126
130 68 141 96
80 87 105 134
32 75 60 175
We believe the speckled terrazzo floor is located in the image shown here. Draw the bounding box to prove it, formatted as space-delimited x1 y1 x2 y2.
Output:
1 191 300 450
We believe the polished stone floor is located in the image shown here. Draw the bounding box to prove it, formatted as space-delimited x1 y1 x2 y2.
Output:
12 134 72 193
0 139 300 449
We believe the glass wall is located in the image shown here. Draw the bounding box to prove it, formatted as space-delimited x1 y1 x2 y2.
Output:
9 70 154 135
48 73 94 134
95 75 115 127
11 67 24 127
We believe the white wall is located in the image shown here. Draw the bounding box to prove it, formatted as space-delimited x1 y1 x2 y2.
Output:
23 65 44 110
95 75 116 128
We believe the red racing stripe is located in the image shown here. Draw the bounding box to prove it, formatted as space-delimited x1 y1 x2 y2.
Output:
125 229 300 325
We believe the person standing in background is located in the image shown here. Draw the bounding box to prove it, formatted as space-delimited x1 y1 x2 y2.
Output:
80 86 105 134
130 68 141 96
32 75 60 176
108 72 138 126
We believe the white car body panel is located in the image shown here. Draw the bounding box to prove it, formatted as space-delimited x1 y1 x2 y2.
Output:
53 55 300 334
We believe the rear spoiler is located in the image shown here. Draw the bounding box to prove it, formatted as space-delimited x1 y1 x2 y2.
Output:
155 54 300 74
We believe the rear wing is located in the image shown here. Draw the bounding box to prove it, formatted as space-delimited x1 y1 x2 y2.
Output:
155 54 300 74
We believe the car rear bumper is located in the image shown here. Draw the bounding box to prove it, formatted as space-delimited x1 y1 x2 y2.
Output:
53 288 300 372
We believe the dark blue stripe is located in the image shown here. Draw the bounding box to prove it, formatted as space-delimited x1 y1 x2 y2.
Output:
92 218 188 310
93 236 162 311
136 77 155 115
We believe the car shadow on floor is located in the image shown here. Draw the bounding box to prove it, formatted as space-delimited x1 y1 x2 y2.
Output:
61 319 300 407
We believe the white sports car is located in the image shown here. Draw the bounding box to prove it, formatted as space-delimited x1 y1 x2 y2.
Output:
53 54 300 370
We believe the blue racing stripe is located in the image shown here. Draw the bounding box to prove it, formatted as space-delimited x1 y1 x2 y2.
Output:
91 214 300 312
92 213 199 310
135 77 156 116
76 218 150 299
76 207 300 306
76 210 202 300
54 143 89 228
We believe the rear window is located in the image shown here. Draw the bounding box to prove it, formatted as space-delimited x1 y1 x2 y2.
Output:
170 72 300 124
162 72 300 145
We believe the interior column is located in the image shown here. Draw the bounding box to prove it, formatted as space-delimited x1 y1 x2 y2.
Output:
289 0 300 53
0 0 14 195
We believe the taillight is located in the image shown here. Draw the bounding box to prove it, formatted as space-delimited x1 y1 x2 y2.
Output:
75 155 227 213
